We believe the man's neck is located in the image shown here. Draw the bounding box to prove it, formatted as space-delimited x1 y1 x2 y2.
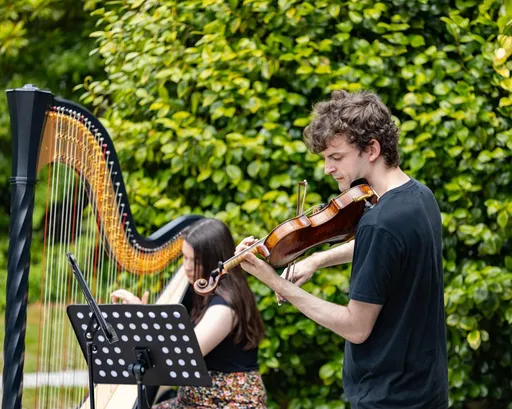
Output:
366 165 410 197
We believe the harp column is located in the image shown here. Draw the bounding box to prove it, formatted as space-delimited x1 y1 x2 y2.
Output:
3 85 53 409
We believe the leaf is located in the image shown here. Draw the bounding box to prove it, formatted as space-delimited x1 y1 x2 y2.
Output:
434 83 450 95
401 120 417 132
467 330 481 350
155 118 178 129
459 316 477 331
230 18 241 34
125 52 139 61
296 65 313 74
293 117 311 127
153 197 172 209
447 314 459 326
477 150 492 163
242 199 261 213
499 97 512 106
197 168 212 182
226 165 242 182
415 132 432 143
505 307 512 324
497 210 509 229
269 173 292 189
265 357 279 368
244 97 262 113
409 152 426 171
409 35 425 48
296 36 310 45
247 161 261 178
447 146 463 157
453 209 468 218
348 11 363 24
212 169 225 184
328 5 340 18
319 363 335 380
315 65 332 74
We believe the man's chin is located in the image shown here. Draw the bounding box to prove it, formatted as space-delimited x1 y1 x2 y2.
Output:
337 181 348 191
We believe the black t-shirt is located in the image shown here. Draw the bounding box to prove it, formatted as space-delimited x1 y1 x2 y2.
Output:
343 178 448 409
202 295 259 373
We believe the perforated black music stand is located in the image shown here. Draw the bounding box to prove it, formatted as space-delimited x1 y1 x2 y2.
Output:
68 303 212 408
65 253 211 409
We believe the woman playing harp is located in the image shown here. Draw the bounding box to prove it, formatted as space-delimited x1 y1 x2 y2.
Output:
3 84 202 409
111 218 267 409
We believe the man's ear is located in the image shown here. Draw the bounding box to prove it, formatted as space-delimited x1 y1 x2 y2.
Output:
368 139 381 162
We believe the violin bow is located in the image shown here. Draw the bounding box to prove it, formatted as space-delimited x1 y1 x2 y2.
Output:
278 180 308 306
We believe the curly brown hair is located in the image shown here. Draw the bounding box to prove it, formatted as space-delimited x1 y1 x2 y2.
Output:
303 90 400 167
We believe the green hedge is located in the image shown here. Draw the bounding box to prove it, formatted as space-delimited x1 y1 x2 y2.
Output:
1 0 511 407
80 1 512 407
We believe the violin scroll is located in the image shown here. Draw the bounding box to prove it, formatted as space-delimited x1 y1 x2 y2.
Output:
193 261 229 296
193 277 212 294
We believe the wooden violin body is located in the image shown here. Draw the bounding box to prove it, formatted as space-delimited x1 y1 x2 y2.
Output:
194 184 377 295
264 183 376 267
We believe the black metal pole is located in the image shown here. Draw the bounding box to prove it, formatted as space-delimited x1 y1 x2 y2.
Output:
86 339 96 409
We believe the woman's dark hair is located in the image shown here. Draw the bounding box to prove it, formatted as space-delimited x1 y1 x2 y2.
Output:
184 218 265 350
304 89 400 167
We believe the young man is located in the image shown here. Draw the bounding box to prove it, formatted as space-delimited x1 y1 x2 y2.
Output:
237 90 448 408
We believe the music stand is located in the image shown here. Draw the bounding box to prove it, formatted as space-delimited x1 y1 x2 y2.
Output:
66 253 211 409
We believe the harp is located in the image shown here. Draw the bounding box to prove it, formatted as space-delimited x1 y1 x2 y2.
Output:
2 85 200 409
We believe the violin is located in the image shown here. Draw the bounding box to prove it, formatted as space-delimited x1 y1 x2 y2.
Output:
193 183 378 296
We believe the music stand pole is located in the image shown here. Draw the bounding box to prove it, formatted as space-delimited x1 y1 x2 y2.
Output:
129 347 153 409
85 321 98 409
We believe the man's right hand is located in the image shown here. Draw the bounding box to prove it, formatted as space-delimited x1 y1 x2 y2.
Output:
276 256 318 304
276 241 355 304
281 256 318 287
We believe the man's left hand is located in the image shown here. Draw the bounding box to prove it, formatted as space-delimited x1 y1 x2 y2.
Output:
240 252 278 286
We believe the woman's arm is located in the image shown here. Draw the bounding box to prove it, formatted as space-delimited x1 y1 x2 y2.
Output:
111 289 235 356
194 305 235 356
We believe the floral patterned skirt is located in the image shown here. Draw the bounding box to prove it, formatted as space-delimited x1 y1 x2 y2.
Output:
152 370 267 409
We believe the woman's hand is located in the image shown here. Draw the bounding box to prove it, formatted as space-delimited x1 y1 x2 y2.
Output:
110 289 149 304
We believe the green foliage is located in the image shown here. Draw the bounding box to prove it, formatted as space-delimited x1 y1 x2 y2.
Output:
0 0 104 310
77 0 512 407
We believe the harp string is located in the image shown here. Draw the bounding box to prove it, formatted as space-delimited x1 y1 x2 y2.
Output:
34 113 55 409
55 109 75 407
65 111 89 409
